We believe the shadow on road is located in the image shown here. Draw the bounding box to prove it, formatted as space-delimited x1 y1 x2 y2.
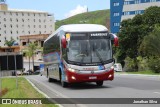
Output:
49 80 112 90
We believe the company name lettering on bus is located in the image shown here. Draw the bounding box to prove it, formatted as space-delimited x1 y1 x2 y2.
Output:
91 33 108 37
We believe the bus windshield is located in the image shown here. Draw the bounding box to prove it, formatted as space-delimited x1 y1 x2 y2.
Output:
67 32 112 65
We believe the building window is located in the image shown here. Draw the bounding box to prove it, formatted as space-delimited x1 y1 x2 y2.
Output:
44 19 46 22
150 0 156 2
44 25 46 28
28 25 30 28
22 13 24 16
10 18 12 22
10 24 12 28
39 19 41 22
28 13 30 16
4 37 6 40
22 42 27 46
34 19 36 22
4 18 6 21
135 0 141 4
124 1 130 5
17 31 18 34
28 31 30 34
16 12 18 16
39 25 41 28
0 40 1 42
39 31 41 34
34 14 35 16
4 24 6 28
113 12 120 16
113 2 119 6
113 23 120 26
10 12 12 15
34 25 36 28
4 12 6 15
135 10 141 14
16 25 18 28
123 11 130 15
11 31 12 34
16 19 18 22
22 19 24 22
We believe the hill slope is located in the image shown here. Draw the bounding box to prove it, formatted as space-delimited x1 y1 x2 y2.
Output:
55 9 110 30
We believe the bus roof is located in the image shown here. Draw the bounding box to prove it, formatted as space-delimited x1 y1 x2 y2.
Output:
59 24 108 32
44 24 108 43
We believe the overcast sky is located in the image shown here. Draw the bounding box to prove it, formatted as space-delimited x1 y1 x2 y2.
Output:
6 0 110 20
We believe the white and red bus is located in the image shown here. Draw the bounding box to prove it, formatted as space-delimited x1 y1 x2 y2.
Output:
43 24 118 87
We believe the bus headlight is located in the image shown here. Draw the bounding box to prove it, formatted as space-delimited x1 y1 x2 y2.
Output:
105 66 114 71
67 68 78 73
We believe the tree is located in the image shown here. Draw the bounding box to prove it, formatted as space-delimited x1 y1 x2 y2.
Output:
24 42 39 72
139 25 160 57
23 49 32 71
143 6 160 27
117 15 146 70
4 37 15 52
117 6 160 71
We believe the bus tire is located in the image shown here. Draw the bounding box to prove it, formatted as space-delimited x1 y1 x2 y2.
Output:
61 81 68 87
96 81 103 86
48 77 52 82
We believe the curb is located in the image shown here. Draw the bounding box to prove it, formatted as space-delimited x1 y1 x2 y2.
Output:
115 73 160 77
26 78 63 107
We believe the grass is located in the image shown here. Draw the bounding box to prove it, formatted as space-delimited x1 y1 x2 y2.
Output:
55 9 110 29
117 70 160 75
0 77 58 107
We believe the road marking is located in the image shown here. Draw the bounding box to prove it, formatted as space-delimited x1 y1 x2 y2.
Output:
26 78 63 107
154 92 160 95
27 77 88 107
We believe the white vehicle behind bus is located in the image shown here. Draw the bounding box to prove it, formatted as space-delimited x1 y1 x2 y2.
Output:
114 63 122 72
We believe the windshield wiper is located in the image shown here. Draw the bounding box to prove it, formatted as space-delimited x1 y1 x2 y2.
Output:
92 45 104 65
80 55 85 65
95 50 104 65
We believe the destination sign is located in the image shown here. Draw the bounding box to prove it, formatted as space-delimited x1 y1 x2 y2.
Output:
91 33 108 37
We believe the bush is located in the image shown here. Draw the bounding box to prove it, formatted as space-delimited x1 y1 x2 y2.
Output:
124 57 137 72
148 57 160 73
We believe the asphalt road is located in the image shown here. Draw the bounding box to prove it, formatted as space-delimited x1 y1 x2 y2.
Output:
25 74 160 107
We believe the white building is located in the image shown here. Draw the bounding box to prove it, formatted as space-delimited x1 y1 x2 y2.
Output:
0 2 54 47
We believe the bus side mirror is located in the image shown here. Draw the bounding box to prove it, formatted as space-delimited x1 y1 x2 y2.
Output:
61 37 67 48
110 33 119 47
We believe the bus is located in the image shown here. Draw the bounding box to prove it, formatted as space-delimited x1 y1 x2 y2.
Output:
43 24 118 87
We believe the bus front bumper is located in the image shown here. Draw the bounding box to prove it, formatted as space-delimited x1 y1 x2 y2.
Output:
66 69 114 83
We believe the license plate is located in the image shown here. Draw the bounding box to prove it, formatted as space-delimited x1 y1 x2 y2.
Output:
89 76 97 79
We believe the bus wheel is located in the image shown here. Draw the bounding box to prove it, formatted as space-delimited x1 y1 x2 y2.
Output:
48 78 52 82
96 81 103 86
61 81 68 87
